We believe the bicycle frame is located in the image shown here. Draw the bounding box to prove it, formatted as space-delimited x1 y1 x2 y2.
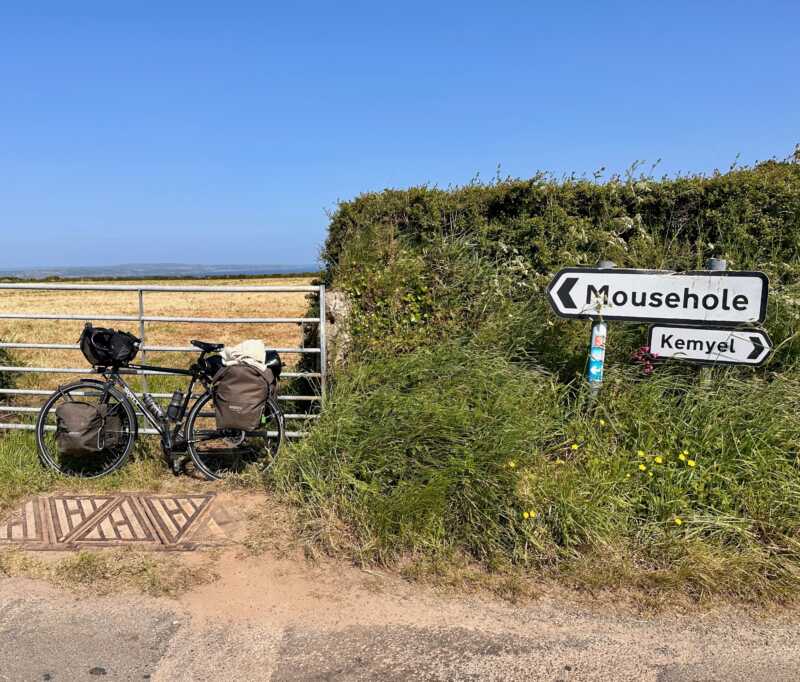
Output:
38 341 285 480
98 360 210 453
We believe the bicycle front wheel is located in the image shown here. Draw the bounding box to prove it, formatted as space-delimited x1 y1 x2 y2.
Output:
184 392 285 480
35 380 137 478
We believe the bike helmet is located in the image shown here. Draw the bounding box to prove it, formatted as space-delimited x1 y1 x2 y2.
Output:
79 323 141 367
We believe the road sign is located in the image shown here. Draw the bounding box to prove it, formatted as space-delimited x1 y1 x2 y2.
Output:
547 268 768 325
647 325 772 366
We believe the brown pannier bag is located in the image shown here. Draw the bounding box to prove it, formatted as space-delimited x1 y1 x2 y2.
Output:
55 402 115 455
103 413 124 448
212 364 275 431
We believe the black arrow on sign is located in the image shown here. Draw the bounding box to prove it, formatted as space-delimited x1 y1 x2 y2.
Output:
557 277 578 309
747 336 765 360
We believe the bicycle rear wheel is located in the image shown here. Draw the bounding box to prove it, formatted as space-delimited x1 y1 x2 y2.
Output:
35 380 137 478
184 392 284 480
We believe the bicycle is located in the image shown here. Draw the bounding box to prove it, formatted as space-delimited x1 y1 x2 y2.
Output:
35 339 285 480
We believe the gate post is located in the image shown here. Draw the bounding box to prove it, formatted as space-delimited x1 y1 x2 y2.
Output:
318 284 327 404
700 257 727 386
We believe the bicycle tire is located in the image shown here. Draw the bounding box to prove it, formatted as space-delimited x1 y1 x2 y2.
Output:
35 379 138 478
184 391 285 480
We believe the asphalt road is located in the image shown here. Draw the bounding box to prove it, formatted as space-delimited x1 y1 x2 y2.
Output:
2 572 800 682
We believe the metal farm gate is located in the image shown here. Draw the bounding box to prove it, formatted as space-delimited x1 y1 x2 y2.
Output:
0 282 326 438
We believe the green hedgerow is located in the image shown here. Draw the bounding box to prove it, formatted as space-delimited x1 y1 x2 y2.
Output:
277 157 800 602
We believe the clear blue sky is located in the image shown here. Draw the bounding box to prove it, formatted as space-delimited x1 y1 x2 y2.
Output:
1 2 797 268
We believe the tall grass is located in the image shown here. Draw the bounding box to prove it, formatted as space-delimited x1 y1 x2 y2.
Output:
0 431 175 516
276 342 564 562
276 338 800 599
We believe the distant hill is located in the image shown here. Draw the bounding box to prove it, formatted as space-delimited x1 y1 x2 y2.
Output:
0 263 320 280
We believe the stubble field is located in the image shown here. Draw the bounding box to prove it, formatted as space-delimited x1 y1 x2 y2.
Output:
0 276 316 394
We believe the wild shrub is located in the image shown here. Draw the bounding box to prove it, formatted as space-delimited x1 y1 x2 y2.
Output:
0 347 10 390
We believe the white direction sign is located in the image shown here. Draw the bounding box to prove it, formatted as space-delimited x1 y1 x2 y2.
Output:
547 268 768 325
648 325 772 366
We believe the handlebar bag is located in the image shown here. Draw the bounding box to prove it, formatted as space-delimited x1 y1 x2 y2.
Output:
211 364 275 431
55 402 114 455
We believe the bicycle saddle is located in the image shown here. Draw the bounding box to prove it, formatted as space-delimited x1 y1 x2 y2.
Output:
191 340 224 352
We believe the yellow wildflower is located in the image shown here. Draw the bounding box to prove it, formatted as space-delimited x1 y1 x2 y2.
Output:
599 419 606 426
571 443 579 451
654 456 663 464
529 510 537 519
637 450 646 458
687 459 697 468
674 517 683 526
648 471 654 477
507 460 516 469
523 511 529 519
678 453 686 462
638 463 647 471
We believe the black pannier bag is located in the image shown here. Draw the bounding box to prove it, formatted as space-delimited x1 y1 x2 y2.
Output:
212 364 275 431
79 323 140 367
201 353 224 378
54 402 117 455
264 350 282 379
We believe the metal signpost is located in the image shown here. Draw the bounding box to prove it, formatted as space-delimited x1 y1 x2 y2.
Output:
547 262 771 392
585 259 615 392
587 321 607 389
